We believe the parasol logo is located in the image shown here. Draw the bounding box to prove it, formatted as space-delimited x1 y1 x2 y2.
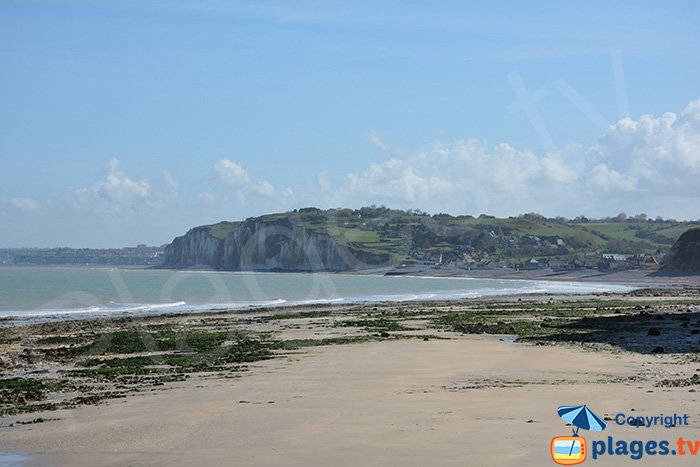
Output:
551 405 607 465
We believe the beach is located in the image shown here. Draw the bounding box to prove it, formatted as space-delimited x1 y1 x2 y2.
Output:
1 284 700 466
4 0 698 464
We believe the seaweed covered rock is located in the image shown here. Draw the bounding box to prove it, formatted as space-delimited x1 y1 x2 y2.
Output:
663 228 700 272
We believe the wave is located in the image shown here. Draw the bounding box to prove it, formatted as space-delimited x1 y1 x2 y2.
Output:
0 301 188 319
105 301 188 312
0 276 637 323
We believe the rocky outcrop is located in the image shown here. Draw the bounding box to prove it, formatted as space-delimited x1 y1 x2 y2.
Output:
163 217 392 271
662 228 700 272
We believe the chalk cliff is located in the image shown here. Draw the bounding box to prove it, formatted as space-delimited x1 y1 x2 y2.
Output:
163 216 392 271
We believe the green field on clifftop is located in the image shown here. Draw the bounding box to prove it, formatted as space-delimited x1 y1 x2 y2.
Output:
188 207 699 265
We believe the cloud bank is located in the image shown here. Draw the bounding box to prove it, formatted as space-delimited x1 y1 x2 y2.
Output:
321 98 700 218
1 99 699 246
585 100 700 196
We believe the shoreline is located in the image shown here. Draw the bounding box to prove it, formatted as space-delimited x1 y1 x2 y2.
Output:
5 266 700 327
379 266 700 286
5 261 700 283
0 270 650 325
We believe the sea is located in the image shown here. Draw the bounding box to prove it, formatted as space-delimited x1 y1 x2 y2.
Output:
0 266 635 323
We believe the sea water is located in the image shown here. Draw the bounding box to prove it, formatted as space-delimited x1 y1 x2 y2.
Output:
0 266 634 322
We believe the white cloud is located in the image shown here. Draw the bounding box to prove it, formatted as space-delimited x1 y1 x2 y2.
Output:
211 159 276 198
162 171 179 193
197 192 218 203
323 99 700 219
213 159 251 188
316 171 331 192
334 139 582 215
96 159 151 204
9 197 39 212
65 159 154 213
251 180 275 197
584 99 700 195
586 164 638 192
368 130 389 151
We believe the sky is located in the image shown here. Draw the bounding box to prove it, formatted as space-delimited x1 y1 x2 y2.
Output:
1 0 699 247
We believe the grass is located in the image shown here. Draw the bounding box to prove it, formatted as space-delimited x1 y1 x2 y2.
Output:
204 221 241 239
273 335 379 350
253 310 335 321
181 208 700 269
36 334 91 345
334 318 407 332
0 378 46 404
1 328 279 415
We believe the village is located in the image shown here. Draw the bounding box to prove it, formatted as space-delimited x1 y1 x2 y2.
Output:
0 245 165 266
401 231 666 273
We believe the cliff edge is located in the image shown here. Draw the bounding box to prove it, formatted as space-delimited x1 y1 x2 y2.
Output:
162 213 392 271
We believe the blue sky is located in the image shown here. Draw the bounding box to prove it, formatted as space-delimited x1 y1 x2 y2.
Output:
1 1 699 247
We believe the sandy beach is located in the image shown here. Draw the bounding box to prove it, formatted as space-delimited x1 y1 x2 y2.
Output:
4 0 699 465
1 288 699 466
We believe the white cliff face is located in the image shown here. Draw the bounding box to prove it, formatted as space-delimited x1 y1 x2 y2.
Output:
163 218 392 271
163 227 225 268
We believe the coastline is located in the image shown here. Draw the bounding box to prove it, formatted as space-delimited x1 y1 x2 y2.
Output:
0 268 648 325
1 288 699 466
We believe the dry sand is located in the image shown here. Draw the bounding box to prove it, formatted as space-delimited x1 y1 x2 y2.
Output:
2 336 699 466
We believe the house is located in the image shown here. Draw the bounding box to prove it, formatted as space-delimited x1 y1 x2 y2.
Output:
523 258 549 270
631 254 659 269
553 258 586 271
599 254 627 271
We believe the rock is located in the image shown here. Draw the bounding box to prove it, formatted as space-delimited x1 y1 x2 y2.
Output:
651 346 665 353
647 328 661 336
380 331 390 338
657 374 700 388
0 354 17 370
662 228 700 272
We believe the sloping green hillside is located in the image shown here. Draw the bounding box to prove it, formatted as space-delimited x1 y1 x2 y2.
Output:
193 207 699 265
